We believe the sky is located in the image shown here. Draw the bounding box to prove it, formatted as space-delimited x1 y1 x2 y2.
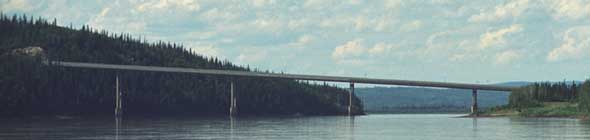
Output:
1 0 590 84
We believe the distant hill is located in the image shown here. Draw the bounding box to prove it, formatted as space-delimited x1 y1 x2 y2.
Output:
356 82 522 113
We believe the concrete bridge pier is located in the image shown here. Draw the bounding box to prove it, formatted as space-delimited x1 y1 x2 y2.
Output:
229 81 237 116
471 89 478 116
348 82 354 116
115 74 123 118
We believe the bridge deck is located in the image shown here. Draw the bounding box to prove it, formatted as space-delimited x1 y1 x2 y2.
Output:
48 61 515 91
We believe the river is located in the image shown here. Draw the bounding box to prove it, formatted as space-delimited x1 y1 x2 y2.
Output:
1 114 590 140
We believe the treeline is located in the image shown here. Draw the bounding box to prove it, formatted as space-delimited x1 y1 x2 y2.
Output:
508 80 590 112
0 14 364 116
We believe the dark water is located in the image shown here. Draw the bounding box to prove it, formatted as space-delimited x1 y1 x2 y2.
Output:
2 114 590 140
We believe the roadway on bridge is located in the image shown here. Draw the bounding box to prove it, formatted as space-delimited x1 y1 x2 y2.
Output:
48 61 515 92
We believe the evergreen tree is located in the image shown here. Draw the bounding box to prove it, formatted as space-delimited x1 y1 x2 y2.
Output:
579 80 590 113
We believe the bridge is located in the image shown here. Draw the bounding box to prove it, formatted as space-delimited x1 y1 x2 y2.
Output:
47 61 516 116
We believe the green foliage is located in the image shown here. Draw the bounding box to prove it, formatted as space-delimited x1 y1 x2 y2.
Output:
578 80 590 113
508 87 541 109
0 14 364 116
508 81 582 108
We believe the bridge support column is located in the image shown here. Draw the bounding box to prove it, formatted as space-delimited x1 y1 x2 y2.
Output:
471 89 478 116
348 82 354 116
230 81 237 116
115 74 123 118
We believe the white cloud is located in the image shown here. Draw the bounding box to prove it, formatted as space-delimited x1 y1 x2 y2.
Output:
468 0 529 22
321 16 396 32
353 16 368 31
287 19 310 30
331 40 406 65
88 7 147 33
182 31 217 40
87 7 111 29
87 6 147 33
431 0 452 5
332 39 367 59
303 0 334 9
374 19 392 32
424 31 457 59
0 0 31 12
546 0 590 20
424 26 525 64
201 8 239 22
252 18 284 32
237 48 268 63
188 45 222 58
297 35 312 45
494 50 521 65
334 59 369 66
400 20 422 32
424 27 478 56
252 0 276 7
319 19 336 28
136 0 200 12
348 0 362 5
368 42 399 56
384 0 403 9
547 26 590 62
287 34 314 48
449 54 467 62
442 5 473 18
480 24 523 48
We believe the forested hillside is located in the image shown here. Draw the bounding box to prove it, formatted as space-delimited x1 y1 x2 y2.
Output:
0 14 363 116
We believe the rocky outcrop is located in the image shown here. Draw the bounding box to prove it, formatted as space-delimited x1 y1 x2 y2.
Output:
11 46 45 57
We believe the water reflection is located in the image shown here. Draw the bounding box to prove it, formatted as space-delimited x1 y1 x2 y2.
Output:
2 114 590 139
472 118 478 131
348 116 355 140
229 116 234 140
471 118 478 139
115 117 120 140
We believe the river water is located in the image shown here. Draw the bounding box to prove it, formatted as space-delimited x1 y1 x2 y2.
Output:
2 114 590 140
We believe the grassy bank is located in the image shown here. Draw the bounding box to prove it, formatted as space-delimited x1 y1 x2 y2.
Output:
480 102 587 118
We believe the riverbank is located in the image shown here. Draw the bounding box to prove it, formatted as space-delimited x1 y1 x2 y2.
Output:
475 102 589 119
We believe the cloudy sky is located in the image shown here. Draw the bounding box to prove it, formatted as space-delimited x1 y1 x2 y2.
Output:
2 0 590 84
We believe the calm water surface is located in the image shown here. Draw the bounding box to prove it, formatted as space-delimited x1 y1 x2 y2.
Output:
2 114 590 140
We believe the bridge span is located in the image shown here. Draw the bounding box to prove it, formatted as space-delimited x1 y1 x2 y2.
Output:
48 61 516 116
